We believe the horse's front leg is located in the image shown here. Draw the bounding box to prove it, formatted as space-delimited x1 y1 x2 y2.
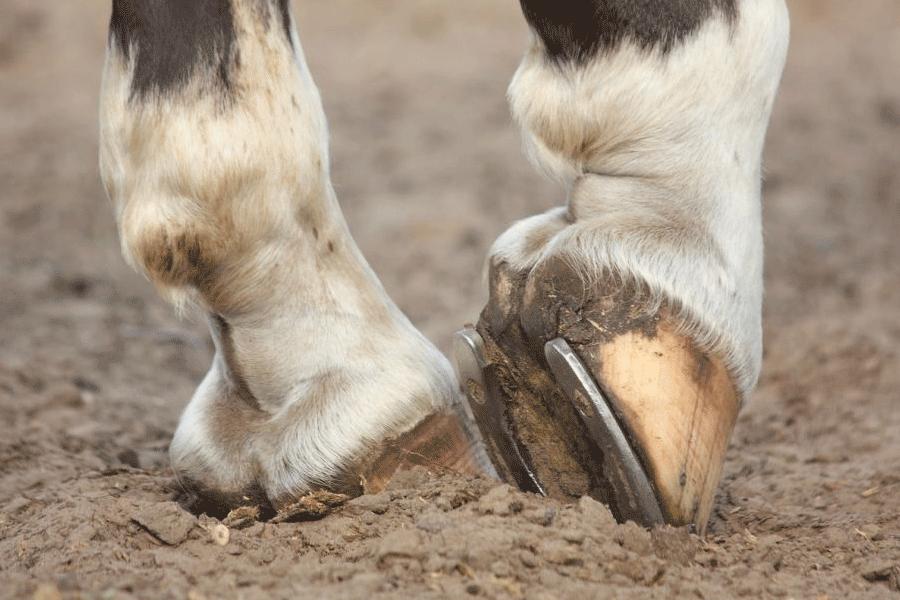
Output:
457 0 790 534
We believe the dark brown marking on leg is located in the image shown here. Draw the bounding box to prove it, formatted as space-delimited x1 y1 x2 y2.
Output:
110 0 236 98
159 245 174 275
275 0 293 49
295 204 324 236
519 0 737 64
138 227 224 296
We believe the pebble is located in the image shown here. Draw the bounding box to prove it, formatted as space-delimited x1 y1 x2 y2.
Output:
32 584 62 600
578 495 616 529
524 507 555 526
327 516 366 542
561 529 586 545
613 522 653 556
490 560 513 578
859 523 884 541
519 549 539 568
349 492 391 515
475 485 524 516
211 523 230 546
651 526 700 566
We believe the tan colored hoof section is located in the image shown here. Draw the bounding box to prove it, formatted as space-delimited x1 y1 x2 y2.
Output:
570 319 740 534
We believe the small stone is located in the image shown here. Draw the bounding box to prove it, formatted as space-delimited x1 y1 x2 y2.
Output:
859 523 884 541
524 507 555 526
578 495 616 528
32 583 62 600
519 549 539 568
69 522 97 545
349 492 391 515
116 449 140 469
328 516 366 542
561 529 585 545
651 525 700 566
254 546 277 565
490 560 513 578
211 523 230 546
385 466 434 491
766 583 787 597
476 485 524 516
609 558 651 583
861 562 900 592
416 518 451 533
613 521 653 556
48 383 84 408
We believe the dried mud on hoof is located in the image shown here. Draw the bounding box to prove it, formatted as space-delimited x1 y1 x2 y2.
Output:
468 260 621 510
466 259 739 534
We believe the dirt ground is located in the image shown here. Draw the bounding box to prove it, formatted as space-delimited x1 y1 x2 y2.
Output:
1 0 899 598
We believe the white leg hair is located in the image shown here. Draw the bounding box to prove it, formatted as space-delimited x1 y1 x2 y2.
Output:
493 0 790 402
100 1 456 503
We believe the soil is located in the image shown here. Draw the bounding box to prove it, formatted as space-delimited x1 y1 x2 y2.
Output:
2 0 899 598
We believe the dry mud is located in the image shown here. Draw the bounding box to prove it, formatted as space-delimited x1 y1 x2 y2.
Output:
1 0 899 598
